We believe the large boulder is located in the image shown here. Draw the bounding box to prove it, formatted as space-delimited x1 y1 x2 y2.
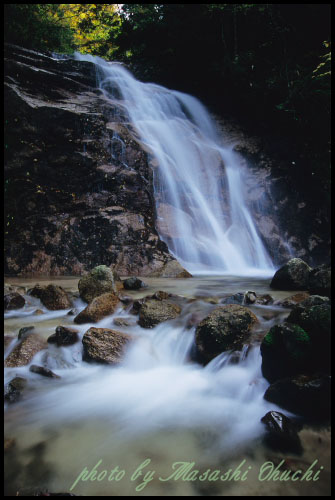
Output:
74 292 120 324
4 292 25 311
270 258 312 290
78 265 118 303
195 305 258 364
82 327 132 364
30 284 72 310
260 323 313 383
308 265 331 297
261 410 303 454
264 374 331 420
4 333 47 367
138 299 182 328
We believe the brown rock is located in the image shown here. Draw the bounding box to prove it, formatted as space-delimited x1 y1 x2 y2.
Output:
4 292 25 311
82 327 132 364
74 292 120 324
30 284 72 310
5 334 47 367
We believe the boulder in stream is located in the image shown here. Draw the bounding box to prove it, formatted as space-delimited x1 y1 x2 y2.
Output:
260 323 313 383
138 299 182 328
5 333 48 367
29 365 61 379
195 304 258 364
261 410 303 454
82 327 133 364
4 376 27 403
270 258 311 290
123 277 147 290
74 292 120 324
47 326 79 346
78 265 118 303
264 374 331 421
30 284 72 310
4 292 25 311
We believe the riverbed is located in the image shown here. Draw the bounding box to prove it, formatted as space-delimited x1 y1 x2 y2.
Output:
4 276 331 496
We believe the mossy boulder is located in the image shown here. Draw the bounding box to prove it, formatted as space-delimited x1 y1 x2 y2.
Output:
74 292 120 324
78 265 118 304
47 326 79 346
264 374 331 420
82 327 132 364
138 299 182 328
195 305 258 364
270 258 311 290
260 323 313 383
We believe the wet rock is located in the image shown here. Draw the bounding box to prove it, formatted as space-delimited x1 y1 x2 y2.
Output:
221 292 245 305
261 411 303 454
4 292 25 311
123 277 147 290
67 309 77 316
264 374 331 420
47 326 79 346
113 317 136 328
150 290 170 301
255 294 273 305
4 376 27 403
270 258 312 290
260 323 313 383
74 292 120 324
308 265 331 297
138 299 182 328
195 305 258 364
244 291 257 304
274 291 310 308
149 259 192 278
78 265 118 303
4 333 48 367
82 327 132 364
29 365 61 378
30 284 72 310
299 294 330 308
34 309 44 315
18 326 35 339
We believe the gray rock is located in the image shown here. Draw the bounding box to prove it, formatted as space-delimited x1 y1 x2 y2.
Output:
270 258 312 290
138 299 182 328
123 277 147 290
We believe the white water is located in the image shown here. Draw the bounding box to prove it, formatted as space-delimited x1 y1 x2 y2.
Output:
74 53 274 277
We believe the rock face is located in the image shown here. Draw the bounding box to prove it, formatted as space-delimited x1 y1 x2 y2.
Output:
78 265 118 303
264 374 331 420
270 258 312 290
82 327 132 364
138 300 182 328
4 292 25 310
30 284 72 310
4 333 48 367
4 44 181 276
195 305 258 364
260 323 313 383
74 292 120 324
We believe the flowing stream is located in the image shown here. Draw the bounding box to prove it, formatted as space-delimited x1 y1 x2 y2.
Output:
75 53 274 276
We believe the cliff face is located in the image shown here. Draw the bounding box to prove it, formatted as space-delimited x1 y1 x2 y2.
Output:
4 45 329 276
4 44 175 276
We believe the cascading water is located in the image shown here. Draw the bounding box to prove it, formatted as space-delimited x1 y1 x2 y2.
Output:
75 53 274 277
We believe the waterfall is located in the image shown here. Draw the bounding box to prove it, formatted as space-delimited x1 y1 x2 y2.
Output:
75 53 274 276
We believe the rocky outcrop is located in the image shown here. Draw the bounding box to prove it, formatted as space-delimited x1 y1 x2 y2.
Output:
138 299 182 328
74 292 120 324
4 44 181 276
195 304 258 364
30 284 72 310
4 333 48 367
78 265 118 303
82 327 132 364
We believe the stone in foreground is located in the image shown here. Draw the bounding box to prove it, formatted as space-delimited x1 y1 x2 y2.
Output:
82 327 132 364
195 304 258 364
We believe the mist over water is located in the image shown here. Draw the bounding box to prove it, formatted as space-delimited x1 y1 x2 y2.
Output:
75 53 274 277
